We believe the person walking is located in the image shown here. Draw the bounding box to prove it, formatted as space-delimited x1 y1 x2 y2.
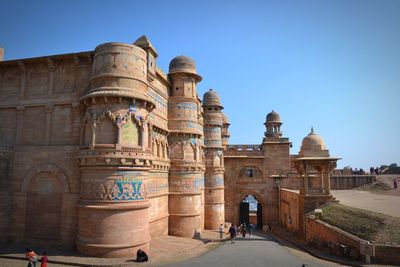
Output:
25 249 38 267
242 223 247 238
219 223 224 239
228 224 237 244
247 223 253 237
394 178 398 189
40 251 48 267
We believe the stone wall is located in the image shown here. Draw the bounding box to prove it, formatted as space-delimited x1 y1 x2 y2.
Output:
330 175 375 190
279 188 299 232
374 244 400 265
0 148 13 242
306 217 400 265
0 52 90 246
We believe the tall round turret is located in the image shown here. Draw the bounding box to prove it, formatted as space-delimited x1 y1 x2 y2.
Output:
77 42 154 257
167 55 205 237
203 89 225 230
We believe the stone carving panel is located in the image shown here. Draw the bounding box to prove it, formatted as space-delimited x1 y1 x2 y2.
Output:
80 177 147 201
169 176 204 192
205 176 224 188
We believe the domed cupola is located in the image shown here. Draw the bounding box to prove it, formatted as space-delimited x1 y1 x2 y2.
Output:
264 110 282 139
299 127 329 157
266 110 281 123
203 89 223 109
168 55 202 82
222 112 230 126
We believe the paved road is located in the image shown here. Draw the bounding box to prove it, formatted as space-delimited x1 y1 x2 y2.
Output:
332 190 400 217
165 233 339 267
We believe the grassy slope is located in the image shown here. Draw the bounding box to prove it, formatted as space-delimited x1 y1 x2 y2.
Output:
320 203 400 243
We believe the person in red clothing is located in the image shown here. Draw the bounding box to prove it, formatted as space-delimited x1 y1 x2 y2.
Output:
40 250 48 267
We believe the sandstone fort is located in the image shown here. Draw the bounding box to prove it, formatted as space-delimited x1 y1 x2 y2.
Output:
0 36 340 257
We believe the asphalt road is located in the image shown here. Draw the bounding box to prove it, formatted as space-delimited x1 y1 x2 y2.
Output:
165 233 339 267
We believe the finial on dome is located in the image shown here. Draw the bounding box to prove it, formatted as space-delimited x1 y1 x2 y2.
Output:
311 127 314 134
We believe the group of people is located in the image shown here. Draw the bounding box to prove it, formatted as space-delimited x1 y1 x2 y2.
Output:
25 249 47 267
227 223 253 243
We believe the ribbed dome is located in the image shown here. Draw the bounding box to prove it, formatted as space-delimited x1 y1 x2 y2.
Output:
203 89 222 108
168 55 202 81
266 110 281 123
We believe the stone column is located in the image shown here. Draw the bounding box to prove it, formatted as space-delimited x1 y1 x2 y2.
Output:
45 104 53 145
16 106 25 145
47 58 55 95
17 61 26 98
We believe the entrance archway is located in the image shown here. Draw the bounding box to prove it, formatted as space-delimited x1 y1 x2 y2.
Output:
25 172 63 240
239 194 263 229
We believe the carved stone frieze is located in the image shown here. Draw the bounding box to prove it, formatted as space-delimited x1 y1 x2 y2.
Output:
78 149 153 167
169 176 204 192
80 178 147 201
205 176 224 188
146 179 169 196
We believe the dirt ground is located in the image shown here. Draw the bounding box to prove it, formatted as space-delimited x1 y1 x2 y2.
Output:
332 175 400 218
358 175 400 196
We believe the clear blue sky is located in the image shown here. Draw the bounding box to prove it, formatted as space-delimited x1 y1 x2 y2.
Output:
1 0 399 170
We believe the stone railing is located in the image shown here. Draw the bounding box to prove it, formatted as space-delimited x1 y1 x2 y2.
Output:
330 175 375 190
227 144 262 151
225 144 263 156
306 217 400 265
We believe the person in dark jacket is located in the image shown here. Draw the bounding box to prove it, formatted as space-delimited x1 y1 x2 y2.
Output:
136 249 148 262
228 224 237 244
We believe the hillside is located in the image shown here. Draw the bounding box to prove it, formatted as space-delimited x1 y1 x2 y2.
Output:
320 203 400 244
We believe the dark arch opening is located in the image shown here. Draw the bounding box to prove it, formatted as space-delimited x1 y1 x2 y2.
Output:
239 195 263 229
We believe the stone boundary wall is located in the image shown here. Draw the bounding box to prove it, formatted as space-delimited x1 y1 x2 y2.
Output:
306 217 400 265
279 188 299 232
330 175 375 190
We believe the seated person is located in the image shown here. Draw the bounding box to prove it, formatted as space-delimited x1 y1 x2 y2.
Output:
136 249 148 262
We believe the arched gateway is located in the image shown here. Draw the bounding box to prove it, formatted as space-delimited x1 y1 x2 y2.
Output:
223 111 291 228
239 194 263 229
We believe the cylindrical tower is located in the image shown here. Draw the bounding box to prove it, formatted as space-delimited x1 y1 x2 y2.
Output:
221 112 230 150
77 43 155 257
203 89 225 230
167 56 205 237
